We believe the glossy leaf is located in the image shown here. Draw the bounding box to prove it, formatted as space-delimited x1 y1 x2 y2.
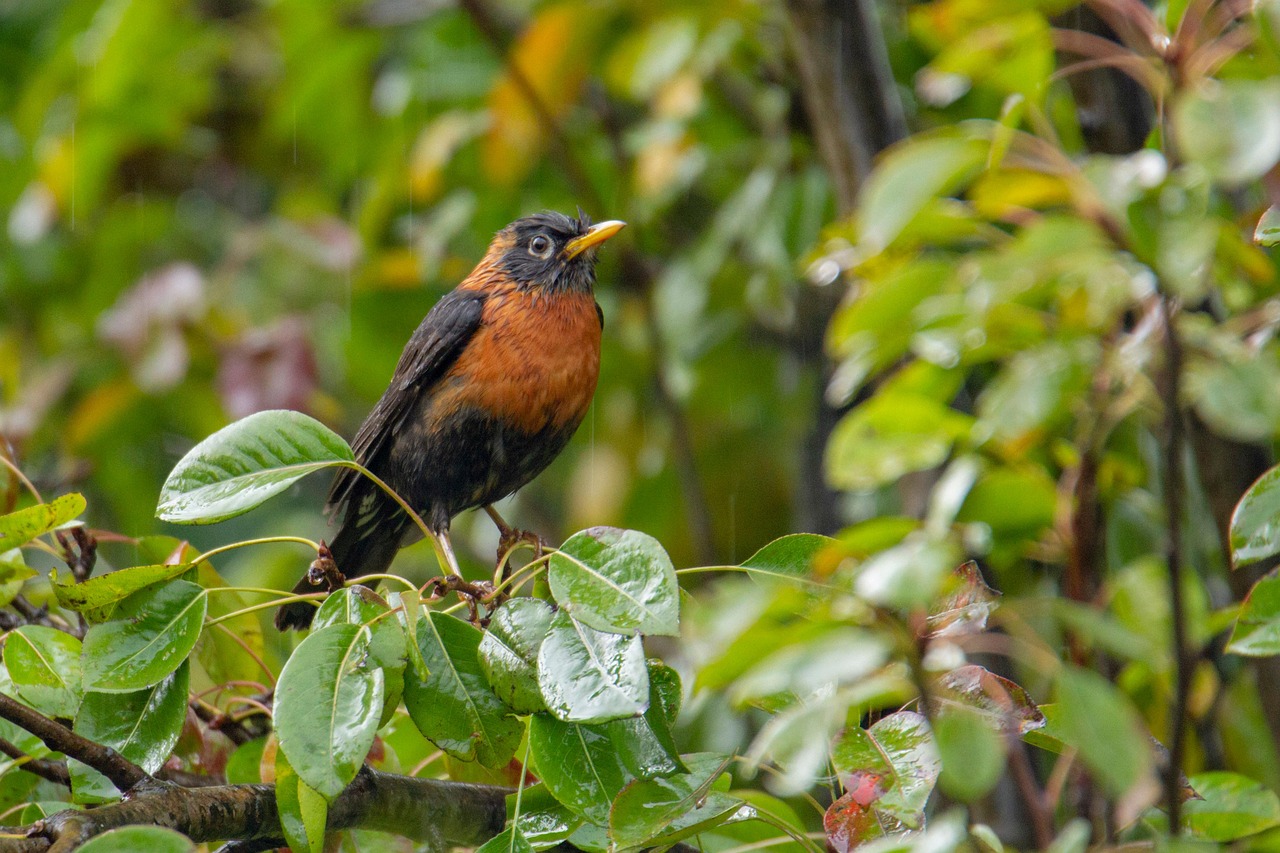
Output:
832 711 940 828
70 663 189 803
480 597 555 714
1255 205 1280 247
3 625 83 719
598 662 685 780
403 612 522 767
81 580 207 692
509 785 583 849
1183 771 1280 841
1227 570 1280 656
1232 466 1280 567
0 494 85 550
52 562 192 624
76 826 195 852
1054 665 1153 795
738 534 837 580
275 623 384 800
276 746 328 853
537 610 649 723
549 527 679 636
156 409 353 524
529 712 632 824
389 588 428 681
824 772 888 852
476 826 535 853
609 752 732 848
313 585 406 671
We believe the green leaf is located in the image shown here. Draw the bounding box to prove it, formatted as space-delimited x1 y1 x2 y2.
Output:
70 663 189 804
312 585 406 671
832 711 940 828
1227 570 1280 656
0 494 86 550
389 588 428 681
275 623 384 800
1231 466 1280 567
857 134 988 253
510 785 584 849
276 745 329 853
537 610 649 723
1173 80 1280 185
549 527 679 636
52 563 192 624
3 626 83 719
225 738 267 785
81 580 207 692
476 826 535 853
194 561 269 692
827 393 972 492
1183 771 1280 841
935 665 1044 734
529 712 632 825
1255 205 1280 247
76 826 195 852
480 597 555 714
609 753 733 848
597 661 685 780
156 409 353 524
403 612 522 767
739 534 836 580
853 536 963 611
1054 665 1153 795
927 562 1001 638
934 706 1004 802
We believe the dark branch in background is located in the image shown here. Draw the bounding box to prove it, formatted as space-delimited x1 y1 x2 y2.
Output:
16 768 507 853
0 738 69 787
1158 300 1191 832
457 0 719 563
0 693 149 792
782 0 908 536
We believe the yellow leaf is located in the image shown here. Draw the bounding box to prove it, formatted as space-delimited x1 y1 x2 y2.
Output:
483 1 608 186
409 110 489 201
970 170 1070 219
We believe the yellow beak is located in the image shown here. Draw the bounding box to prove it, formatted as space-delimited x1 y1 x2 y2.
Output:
564 220 626 260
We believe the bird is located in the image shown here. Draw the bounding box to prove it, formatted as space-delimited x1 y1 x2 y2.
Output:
275 210 625 630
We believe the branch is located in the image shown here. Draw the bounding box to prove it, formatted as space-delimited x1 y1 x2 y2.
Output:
0 693 149 792
0 738 68 787
17 768 507 852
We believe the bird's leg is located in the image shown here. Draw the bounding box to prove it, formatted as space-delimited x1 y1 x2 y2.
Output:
432 527 463 578
485 505 551 579
422 528 496 626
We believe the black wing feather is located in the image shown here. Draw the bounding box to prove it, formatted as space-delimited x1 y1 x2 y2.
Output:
326 289 486 514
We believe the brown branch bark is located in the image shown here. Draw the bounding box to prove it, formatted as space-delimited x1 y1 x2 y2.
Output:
0 738 68 787
0 693 149 792
8 768 508 852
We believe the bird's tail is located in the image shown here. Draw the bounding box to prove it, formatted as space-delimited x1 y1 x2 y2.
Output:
274 498 405 631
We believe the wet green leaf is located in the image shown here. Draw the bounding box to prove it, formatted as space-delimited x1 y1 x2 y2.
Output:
480 597 555 714
509 785 583 849
1255 205 1280 247
738 534 837 580
0 494 86 550
156 410 353 524
1231 466 1280 567
1226 570 1280 656
3 625 83 719
403 612 522 767
275 623 384 800
1183 771 1280 841
70 663 189 803
476 826 535 853
549 527 679 636
82 580 207 692
537 610 649 723
609 753 733 848
529 712 632 825
52 562 192 624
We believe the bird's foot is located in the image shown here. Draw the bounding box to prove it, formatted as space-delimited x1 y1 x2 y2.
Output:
423 574 500 627
496 527 551 576
306 541 346 592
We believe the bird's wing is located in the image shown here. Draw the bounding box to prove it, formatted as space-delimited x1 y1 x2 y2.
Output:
326 289 486 514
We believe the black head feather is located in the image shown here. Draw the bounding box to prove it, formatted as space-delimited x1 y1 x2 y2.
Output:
500 210 601 294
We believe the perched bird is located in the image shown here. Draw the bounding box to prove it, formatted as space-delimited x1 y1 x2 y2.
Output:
275 211 625 630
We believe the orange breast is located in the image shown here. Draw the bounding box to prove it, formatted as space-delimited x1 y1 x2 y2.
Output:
436 288 601 434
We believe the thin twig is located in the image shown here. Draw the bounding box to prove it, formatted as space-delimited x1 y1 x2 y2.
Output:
0 738 69 787
1159 298 1192 833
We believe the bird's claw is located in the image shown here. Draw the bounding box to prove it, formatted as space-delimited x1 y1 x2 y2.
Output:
306 541 345 592
497 528 550 573
423 574 500 627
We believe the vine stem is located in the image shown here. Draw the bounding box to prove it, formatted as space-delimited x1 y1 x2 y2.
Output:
203 592 328 627
339 461 457 577
190 536 320 568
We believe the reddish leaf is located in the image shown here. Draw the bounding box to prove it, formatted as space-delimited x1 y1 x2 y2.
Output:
824 771 886 853
937 664 1044 734
926 561 1000 638
216 318 319 418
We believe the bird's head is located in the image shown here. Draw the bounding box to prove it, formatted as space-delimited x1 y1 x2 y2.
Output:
495 210 625 295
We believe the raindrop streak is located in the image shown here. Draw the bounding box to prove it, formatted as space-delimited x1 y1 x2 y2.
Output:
70 117 76 231
292 105 298 165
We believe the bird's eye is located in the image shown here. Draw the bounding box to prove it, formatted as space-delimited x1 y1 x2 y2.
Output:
529 235 553 258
